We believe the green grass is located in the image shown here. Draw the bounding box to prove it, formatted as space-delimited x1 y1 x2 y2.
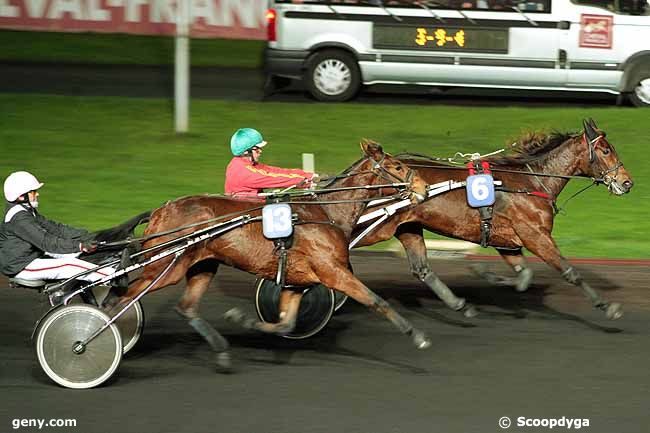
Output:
0 30 264 68
1 94 648 258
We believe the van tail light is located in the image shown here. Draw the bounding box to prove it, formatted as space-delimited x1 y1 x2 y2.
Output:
266 8 277 42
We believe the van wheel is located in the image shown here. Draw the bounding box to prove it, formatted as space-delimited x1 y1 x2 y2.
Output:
629 75 650 107
306 50 360 102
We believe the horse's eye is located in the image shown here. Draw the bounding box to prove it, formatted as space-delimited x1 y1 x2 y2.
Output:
601 147 610 155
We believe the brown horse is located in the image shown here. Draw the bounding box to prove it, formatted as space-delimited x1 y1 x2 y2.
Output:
351 119 633 320
108 141 430 370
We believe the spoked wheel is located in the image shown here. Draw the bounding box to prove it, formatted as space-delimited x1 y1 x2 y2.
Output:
305 49 361 102
70 286 145 354
255 278 335 339
93 286 145 354
35 304 122 389
630 76 650 107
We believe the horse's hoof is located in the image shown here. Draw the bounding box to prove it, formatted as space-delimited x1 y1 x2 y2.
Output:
224 308 246 324
515 268 533 292
462 304 479 318
224 308 256 330
605 303 623 320
469 263 503 285
215 352 233 374
411 329 431 350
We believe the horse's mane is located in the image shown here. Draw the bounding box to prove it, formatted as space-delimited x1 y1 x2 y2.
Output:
486 131 579 166
395 131 580 169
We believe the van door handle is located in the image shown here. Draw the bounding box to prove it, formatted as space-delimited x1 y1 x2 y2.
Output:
558 49 567 68
558 21 571 30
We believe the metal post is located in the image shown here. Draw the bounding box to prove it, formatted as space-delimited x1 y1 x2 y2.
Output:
302 153 315 173
175 0 190 133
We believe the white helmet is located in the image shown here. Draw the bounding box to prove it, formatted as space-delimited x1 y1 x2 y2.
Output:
4 171 44 202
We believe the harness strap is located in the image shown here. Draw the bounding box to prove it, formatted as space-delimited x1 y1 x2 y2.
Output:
528 191 553 200
470 160 494 248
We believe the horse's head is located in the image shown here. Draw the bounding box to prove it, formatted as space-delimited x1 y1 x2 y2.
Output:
360 139 427 204
581 118 634 195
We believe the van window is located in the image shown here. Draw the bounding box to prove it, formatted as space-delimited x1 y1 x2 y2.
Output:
570 0 616 12
570 0 648 14
275 0 552 12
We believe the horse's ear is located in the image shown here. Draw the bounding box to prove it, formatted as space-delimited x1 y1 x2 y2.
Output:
583 118 598 141
360 139 384 159
588 117 598 130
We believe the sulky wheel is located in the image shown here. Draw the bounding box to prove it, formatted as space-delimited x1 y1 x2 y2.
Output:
114 300 144 354
334 291 348 311
255 278 335 339
93 286 145 354
70 286 145 355
35 304 122 389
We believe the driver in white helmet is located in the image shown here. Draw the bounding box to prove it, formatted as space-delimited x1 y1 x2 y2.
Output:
0 171 115 283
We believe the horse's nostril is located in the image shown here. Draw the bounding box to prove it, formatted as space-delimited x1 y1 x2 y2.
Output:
623 180 633 189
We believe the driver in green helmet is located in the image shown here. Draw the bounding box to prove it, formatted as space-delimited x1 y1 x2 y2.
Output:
225 128 316 198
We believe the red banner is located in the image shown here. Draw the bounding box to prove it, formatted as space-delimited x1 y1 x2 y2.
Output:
0 0 267 39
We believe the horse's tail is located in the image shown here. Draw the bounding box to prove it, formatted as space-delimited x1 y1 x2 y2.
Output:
92 210 152 243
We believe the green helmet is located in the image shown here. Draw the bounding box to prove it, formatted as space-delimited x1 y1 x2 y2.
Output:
230 128 267 156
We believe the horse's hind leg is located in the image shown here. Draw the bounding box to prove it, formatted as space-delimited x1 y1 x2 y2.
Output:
396 226 477 318
470 248 534 293
498 248 534 292
176 260 231 372
319 266 431 349
225 288 303 335
227 266 430 349
521 232 622 320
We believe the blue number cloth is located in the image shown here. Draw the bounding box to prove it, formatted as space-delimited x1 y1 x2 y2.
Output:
262 204 293 239
466 174 496 208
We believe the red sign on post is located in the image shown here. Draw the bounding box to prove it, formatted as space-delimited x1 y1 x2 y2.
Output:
579 14 613 49
0 0 267 40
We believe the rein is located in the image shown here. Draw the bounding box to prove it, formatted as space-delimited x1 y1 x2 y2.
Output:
100 154 417 249
260 182 410 198
402 160 603 183
97 205 267 248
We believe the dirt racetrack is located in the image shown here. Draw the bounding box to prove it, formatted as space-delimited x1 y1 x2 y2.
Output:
1 252 648 433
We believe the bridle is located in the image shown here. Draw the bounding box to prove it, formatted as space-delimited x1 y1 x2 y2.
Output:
359 153 425 202
584 133 623 189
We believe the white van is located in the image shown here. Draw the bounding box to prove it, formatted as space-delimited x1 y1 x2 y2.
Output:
263 0 650 106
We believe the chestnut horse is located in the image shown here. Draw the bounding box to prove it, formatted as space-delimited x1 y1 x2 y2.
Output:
352 119 633 320
109 141 429 371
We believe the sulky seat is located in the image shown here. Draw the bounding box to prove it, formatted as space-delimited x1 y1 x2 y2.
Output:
9 277 47 289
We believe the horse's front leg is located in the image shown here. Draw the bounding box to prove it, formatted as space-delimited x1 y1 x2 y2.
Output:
318 264 431 349
176 260 231 372
519 229 622 320
395 224 477 318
